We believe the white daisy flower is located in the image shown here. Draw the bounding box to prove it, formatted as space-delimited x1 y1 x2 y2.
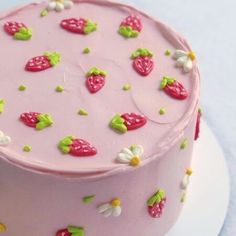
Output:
97 198 122 217
0 130 11 146
116 145 144 167
180 168 193 203
47 0 74 12
173 50 196 73
181 168 193 189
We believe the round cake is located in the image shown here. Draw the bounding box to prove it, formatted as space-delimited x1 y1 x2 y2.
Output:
0 0 200 235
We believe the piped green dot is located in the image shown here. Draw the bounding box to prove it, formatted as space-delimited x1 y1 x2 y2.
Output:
83 195 95 204
83 47 91 54
0 99 5 114
78 109 88 116
55 86 64 93
180 139 188 149
123 83 131 91
23 145 32 152
165 49 171 56
40 9 48 17
180 193 186 203
18 85 27 91
199 108 203 115
159 107 166 115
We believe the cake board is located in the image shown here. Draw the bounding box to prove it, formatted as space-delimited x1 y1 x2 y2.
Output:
167 120 230 236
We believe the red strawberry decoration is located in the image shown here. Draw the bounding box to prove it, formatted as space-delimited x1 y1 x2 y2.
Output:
60 18 97 35
119 15 142 38
25 52 61 72
56 229 71 236
56 226 85 236
58 136 97 157
110 113 147 133
20 112 54 130
20 112 40 128
147 189 166 218
121 113 147 130
131 48 154 76
86 67 107 94
195 108 202 140
160 76 188 100
4 21 32 40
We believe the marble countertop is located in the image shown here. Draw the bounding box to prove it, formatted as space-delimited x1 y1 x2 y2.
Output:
1 0 235 235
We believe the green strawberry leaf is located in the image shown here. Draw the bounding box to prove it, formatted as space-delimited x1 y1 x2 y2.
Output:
131 48 153 59
161 77 175 89
147 194 159 206
36 114 54 130
14 27 32 41
44 52 61 66
61 136 74 145
110 114 127 133
147 189 166 206
84 20 97 34
119 26 139 38
158 189 166 199
164 76 176 85
86 67 107 77
68 226 85 236
131 31 139 38
160 77 168 89
61 146 71 154
58 136 74 154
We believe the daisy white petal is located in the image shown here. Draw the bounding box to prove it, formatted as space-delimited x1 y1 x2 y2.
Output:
47 1 56 11
64 0 74 9
97 203 111 213
112 206 122 217
0 130 11 146
0 136 11 146
0 131 4 137
183 58 193 73
55 2 64 12
117 153 131 163
121 148 133 157
103 207 113 217
181 176 189 190
132 145 144 156
176 56 188 67
173 50 187 59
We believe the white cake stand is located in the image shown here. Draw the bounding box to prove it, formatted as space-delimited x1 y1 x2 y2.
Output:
167 120 230 236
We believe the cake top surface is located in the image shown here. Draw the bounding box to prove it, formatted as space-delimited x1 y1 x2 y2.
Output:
0 0 199 176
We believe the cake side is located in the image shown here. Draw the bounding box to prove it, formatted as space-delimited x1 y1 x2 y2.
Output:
0 109 198 236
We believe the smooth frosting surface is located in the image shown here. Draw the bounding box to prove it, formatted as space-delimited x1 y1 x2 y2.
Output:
0 0 200 176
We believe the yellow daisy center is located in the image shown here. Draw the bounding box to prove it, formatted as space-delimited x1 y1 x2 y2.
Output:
0 223 6 232
130 156 141 166
188 51 196 61
111 198 121 207
186 168 193 176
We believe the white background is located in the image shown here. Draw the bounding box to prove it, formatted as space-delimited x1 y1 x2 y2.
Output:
1 0 236 235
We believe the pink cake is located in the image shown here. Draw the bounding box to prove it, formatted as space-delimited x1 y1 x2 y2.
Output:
0 0 201 235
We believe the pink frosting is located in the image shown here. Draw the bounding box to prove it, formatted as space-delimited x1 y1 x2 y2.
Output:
0 2 200 236
0 0 200 178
